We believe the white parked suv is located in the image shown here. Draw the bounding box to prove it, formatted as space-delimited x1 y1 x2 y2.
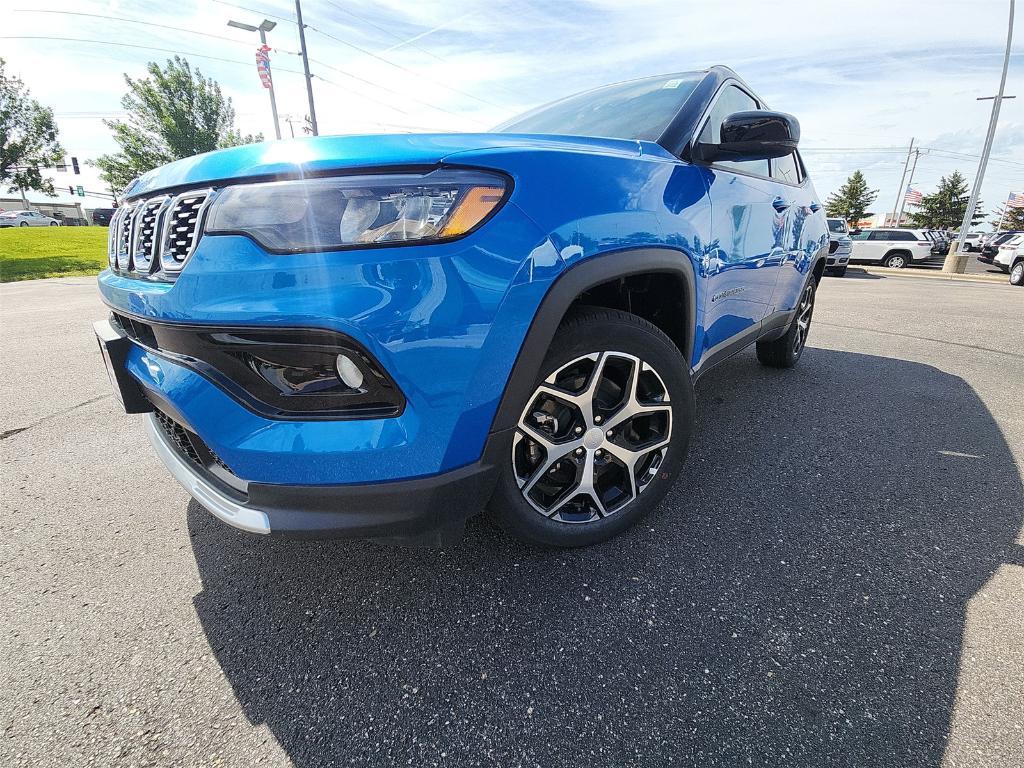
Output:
849 228 933 269
0 210 61 227
994 234 1024 286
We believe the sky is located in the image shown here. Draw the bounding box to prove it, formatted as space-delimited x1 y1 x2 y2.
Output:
2 0 1022 225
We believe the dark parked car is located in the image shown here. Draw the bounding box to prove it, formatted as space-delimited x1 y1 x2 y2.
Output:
979 231 1024 264
91 208 116 226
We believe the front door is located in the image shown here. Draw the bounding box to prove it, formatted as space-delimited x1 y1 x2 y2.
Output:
696 83 786 357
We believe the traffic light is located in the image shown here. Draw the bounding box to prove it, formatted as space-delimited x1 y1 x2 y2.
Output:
68 185 74 195
71 157 80 174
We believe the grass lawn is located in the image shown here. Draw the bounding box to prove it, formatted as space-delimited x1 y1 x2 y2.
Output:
0 227 108 282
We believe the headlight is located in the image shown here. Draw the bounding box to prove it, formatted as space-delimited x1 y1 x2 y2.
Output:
205 169 508 252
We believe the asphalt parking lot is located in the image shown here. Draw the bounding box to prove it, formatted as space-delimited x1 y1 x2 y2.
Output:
2 273 1022 767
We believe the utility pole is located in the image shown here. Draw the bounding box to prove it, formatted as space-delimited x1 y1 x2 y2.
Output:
227 18 282 140
890 138 914 226
294 0 319 136
945 0 1015 272
895 148 921 225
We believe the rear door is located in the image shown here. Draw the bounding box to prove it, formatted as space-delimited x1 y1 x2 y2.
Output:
768 150 816 312
697 83 787 354
861 230 893 262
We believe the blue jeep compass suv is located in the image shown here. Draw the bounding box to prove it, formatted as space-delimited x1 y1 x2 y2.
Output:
95 66 828 547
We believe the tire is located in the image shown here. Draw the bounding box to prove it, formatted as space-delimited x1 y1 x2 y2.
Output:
883 252 908 269
756 277 816 369
19 221 28 227
1010 260 1024 287
834 265 848 277
489 307 694 547
49 221 58 226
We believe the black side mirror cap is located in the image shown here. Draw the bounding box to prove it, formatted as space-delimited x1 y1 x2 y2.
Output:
694 110 801 163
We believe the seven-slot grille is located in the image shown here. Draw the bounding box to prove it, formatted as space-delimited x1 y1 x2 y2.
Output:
108 188 213 278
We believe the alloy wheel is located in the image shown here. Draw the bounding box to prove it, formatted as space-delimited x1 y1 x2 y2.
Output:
888 255 906 268
1012 262 1024 285
792 283 815 355
512 351 672 524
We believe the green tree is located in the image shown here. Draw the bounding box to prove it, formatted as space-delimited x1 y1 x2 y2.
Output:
95 57 262 191
908 171 983 230
0 57 64 196
824 170 878 225
989 204 1024 231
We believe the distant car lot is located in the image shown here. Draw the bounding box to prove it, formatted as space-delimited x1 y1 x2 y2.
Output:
2 274 1022 767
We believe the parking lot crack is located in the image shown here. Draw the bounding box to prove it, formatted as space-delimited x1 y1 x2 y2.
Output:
816 322 1024 360
0 394 112 440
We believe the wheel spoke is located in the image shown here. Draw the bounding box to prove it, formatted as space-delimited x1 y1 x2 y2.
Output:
513 349 673 523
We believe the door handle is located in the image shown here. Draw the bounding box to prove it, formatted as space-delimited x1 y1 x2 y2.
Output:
809 201 821 213
772 197 791 212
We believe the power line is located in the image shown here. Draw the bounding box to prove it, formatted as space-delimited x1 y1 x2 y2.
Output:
209 0 296 25
309 70 413 117
11 9 297 54
309 58 484 125
0 36 307 76
316 1 531 104
318 0 446 64
306 23 503 110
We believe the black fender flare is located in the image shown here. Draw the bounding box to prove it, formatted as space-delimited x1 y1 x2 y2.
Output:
488 246 698 435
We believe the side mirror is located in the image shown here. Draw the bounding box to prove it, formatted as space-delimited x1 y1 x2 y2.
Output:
695 110 800 163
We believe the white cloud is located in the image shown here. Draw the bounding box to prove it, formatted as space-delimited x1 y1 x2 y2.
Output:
3 0 1021 220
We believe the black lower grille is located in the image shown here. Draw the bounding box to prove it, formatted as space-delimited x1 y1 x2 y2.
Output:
154 408 202 465
829 240 840 254
151 406 246 498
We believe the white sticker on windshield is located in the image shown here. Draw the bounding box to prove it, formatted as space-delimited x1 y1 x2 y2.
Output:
662 79 684 89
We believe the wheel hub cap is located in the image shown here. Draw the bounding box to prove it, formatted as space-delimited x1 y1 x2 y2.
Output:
512 351 672 525
582 427 605 450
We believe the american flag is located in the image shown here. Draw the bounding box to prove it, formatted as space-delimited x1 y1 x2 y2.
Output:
904 186 923 205
1007 192 1024 209
256 45 273 90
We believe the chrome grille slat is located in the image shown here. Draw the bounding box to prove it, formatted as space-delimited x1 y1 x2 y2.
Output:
107 188 214 279
131 197 169 274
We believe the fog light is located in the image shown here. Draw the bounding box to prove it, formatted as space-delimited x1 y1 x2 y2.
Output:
335 353 364 390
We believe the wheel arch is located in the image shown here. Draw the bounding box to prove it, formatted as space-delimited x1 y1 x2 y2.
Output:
488 246 698 435
883 248 912 260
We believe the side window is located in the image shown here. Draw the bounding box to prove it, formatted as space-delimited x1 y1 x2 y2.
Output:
771 153 800 184
850 232 869 240
892 231 916 241
697 85 769 177
867 230 890 241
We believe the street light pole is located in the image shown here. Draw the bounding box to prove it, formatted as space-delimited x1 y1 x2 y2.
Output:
945 0 1015 272
228 18 282 140
294 0 319 136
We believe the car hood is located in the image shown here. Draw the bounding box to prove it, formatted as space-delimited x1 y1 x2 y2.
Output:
123 133 651 199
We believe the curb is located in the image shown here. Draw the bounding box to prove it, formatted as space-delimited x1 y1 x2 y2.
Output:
849 266 1008 284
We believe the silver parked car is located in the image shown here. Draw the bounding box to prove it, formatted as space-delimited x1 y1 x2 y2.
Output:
848 228 932 269
0 210 61 227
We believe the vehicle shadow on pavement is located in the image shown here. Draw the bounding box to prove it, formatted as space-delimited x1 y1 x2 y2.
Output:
187 347 1024 767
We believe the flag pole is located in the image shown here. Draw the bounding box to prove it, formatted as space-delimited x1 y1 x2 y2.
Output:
996 198 1008 233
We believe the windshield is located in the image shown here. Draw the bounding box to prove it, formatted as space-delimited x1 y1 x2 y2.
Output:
494 72 702 141
827 219 848 234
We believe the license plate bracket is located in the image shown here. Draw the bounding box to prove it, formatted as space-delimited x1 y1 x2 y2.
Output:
94 318 153 414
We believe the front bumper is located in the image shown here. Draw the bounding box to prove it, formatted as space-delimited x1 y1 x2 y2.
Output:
146 407 507 543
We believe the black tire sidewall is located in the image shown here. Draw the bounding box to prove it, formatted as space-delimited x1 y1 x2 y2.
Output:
490 309 695 548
